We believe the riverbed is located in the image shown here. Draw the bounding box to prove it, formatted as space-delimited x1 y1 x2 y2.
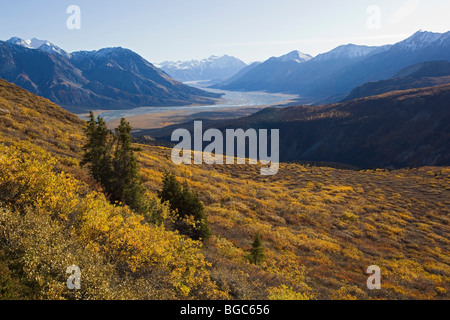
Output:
78 81 298 129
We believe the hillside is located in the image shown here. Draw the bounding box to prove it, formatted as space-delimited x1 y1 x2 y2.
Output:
343 61 450 101
0 39 220 113
0 79 449 300
213 44 389 95
137 146 450 300
0 78 227 300
0 78 85 170
146 84 450 169
213 61 261 88
212 50 314 93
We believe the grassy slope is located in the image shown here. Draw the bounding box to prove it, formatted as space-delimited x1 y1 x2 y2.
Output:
0 78 88 179
0 78 449 299
137 146 450 299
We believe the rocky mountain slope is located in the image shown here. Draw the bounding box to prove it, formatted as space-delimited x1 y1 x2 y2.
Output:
0 38 220 113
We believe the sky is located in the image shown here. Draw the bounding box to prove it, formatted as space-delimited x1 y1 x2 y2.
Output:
1 0 450 64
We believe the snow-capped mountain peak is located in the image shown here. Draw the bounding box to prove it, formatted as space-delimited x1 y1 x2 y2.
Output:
271 50 312 63
73 47 135 60
313 44 390 62
7 37 32 48
6 37 71 59
158 55 247 82
395 30 450 50
38 43 72 59
29 38 52 49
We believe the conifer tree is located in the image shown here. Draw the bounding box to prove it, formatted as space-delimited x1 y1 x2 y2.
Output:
81 111 113 190
159 172 210 241
158 171 183 208
82 114 145 212
179 181 210 241
249 234 266 265
111 118 145 211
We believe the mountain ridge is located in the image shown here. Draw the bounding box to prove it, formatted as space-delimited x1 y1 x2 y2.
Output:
342 60 450 101
213 31 450 103
159 55 247 83
144 84 450 169
0 38 220 113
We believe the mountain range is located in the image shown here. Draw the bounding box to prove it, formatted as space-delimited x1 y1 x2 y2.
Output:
158 55 247 83
3 31 450 113
0 37 220 113
212 50 315 92
213 31 450 103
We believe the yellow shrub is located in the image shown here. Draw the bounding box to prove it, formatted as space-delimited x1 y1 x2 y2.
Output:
267 285 312 300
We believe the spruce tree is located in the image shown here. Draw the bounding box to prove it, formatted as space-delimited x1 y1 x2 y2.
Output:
111 118 145 211
249 234 266 265
81 111 113 190
179 181 210 241
158 171 183 208
82 114 145 212
159 172 210 241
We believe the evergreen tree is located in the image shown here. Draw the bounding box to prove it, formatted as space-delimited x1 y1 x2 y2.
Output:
82 114 145 212
158 171 183 208
249 234 266 265
179 181 210 241
111 118 145 211
159 172 210 241
81 111 113 190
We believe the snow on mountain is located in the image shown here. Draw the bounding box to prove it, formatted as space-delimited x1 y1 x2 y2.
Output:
0 39 220 112
29 38 51 49
7 37 53 50
38 43 72 59
159 55 247 82
6 37 71 59
270 50 312 63
394 30 450 50
71 47 137 61
313 44 390 62
7 37 33 48
159 59 202 70
160 55 245 71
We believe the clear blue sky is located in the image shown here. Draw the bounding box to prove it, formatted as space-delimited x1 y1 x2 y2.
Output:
1 0 449 63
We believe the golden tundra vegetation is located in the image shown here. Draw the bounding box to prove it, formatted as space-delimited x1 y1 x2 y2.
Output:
0 79 449 300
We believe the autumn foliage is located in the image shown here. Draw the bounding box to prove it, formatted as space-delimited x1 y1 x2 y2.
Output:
0 79 448 300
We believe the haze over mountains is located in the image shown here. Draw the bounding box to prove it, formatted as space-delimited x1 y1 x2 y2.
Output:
212 44 391 96
342 60 450 101
0 37 220 113
214 31 450 103
133 30 450 170
212 50 313 92
158 55 247 83
2 31 450 114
